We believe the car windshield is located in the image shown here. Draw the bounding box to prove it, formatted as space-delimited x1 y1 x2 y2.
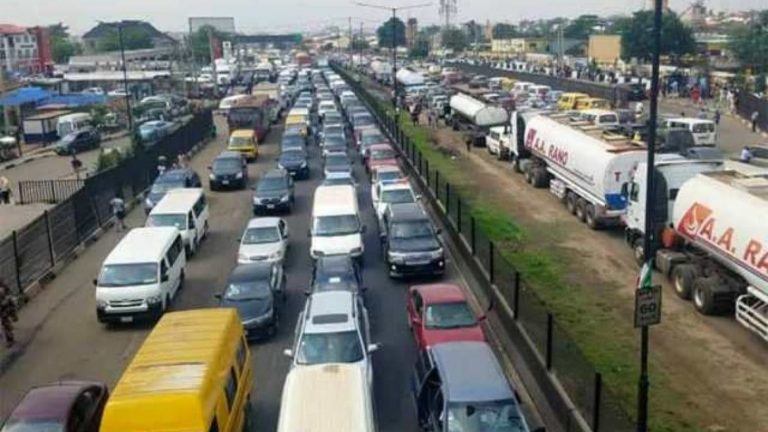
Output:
362 134 385 146
323 178 353 187
98 263 158 287
146 213 186 230
324 114 342 123
213 159 241 171
314 215 360 236
391 220 433 239
381 189 415 204
353 115 374 126
151 179 185 194
378 171 403 182
296 330 364 365
371 148 395 160
60 134 78 144
229 136 252 146
243 226 280 244
325 154 349 166
324 126 343 135
0 420 65 432
224 281 271 301
281 151 306 161
447 399 526 432
257 176 286 192
425 302 477 329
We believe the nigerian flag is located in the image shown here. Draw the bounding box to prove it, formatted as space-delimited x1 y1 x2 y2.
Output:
638 261 653 290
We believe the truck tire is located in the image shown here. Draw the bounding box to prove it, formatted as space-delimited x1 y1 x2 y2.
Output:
525 167 535 185
565 192 578 215
692 277 719 315
513 159 523 173
672 264 696 300
532 168 549 188
584 203 599 230
575 198 587 222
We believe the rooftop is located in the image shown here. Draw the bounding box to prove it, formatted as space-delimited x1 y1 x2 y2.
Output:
431 341 514 403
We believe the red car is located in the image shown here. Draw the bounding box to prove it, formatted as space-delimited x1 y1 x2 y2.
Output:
1 381 109 432
365 144 399 174
406 283 487 351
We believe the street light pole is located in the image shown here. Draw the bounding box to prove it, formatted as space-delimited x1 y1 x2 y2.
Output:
116 22 134 133
637 0 664 430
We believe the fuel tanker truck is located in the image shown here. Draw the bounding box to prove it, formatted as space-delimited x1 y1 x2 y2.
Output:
624 167 768 342
514 112 648 229
448 93 508 146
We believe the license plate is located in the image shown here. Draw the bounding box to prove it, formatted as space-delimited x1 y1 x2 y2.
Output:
289 172 296 176
120 316 134 323
222 180 230 185
267 204 275 209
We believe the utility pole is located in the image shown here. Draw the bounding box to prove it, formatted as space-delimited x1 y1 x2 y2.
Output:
116 22 134 133
348 17 353 55
637 0 663 430
207 27 219 98
359 23 364 68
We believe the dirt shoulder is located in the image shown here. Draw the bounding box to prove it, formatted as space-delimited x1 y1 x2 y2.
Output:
361 78 768 431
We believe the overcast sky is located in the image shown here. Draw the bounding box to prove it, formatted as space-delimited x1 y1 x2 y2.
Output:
1 0 765 34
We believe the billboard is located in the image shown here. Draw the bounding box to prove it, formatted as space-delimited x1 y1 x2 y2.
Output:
188 17 236 34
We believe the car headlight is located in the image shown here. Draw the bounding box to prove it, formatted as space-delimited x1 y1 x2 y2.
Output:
280 195 290 203
238 253 249 261
209 173 216 180
269 251 282 260
351 246 363 255
235 172 243 179
388 251 406 264
96 299 108 308
431 248 444 259
146 295 162 305
144 198 153 207
300 161 307 168
253 197 262 205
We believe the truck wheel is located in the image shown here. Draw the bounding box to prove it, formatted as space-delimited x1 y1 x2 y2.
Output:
565 192 578 215
524 167 534 184
575 198 587 222
532 168 549 188
672 264 696 300
584 204 599 230
693 277 718 315
513 159 523 173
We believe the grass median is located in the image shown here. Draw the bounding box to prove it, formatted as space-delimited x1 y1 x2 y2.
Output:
363 86 695 432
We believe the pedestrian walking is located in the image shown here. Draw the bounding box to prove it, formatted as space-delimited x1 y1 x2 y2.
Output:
157 155 168 176
110 194 127 231
0 176 11 205
465 135 472 153
0 280 18 348
751 111 759 133
714 109 721 125
740 146 753 163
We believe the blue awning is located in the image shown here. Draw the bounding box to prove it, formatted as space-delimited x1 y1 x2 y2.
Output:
0 87 51 107
38 94 108 108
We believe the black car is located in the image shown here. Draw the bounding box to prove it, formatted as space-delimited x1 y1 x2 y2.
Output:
278 149 310 179
322 135 348 157
382 203 445 278
253 168 295 214
217 263 285 339
623 82 647 102
54 128 101 155
309 255 364 295
144 168 202 213
281 132 306 152
323 152 352 178
209 151 248 190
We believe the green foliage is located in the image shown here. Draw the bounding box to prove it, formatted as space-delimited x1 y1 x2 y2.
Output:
619 10 696 61
90 106 109 129
376 17 406 48
564 14 601 39
189 26 231 64
756 74 767 94
97 27 154 52
441 28 468 52
48 23 81 64
728 11 768 74
350 36 369 51
409 36 431 58
95 148 124 172
492 23 519 39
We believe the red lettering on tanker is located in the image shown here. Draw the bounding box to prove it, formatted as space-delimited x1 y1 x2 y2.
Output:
525 128 569 166
678 202 768 276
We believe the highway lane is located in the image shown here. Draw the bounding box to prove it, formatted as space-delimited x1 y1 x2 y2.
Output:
0 113 542 431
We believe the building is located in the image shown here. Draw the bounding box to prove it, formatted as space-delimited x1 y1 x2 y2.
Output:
694 33 730 57
82 21 178 54
490 38 547 54
546 38 586 57
406 18 418 49
587 34 621 65
233 34 302 52
0 24 53 75
67 47 176 72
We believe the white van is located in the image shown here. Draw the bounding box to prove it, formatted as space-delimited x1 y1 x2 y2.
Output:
664 118 717 146
310 185 365 261
95 227 186 324
277 364 376 432
56 113 93 138
146 188 209 256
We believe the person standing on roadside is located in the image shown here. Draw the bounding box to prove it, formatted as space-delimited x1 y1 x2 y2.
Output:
0 176 11 205
0 280 18 348
110 194 127 232
751 111 759 133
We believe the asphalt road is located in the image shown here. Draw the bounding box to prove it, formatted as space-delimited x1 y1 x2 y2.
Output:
0 115 541 430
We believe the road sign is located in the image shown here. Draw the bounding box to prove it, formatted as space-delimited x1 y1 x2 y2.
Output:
634 285 662 328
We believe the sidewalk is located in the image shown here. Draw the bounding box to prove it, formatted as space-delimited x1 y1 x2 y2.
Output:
0 131 130 172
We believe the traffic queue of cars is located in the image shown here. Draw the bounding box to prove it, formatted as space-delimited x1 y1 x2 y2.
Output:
0 64 539 432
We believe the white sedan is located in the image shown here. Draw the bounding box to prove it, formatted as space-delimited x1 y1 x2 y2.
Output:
237 217 289 265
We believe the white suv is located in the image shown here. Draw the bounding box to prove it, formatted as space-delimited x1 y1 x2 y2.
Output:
373 181 419 223
283 291 380 387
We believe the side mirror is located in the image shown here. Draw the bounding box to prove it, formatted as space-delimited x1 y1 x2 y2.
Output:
161 273 169 283
367 343 382 354
412 316 423 326
214 293 222 300
235 238 241 243
478 314 488 322
360 286 368 292
307 229 312 238
304 289 311 296
283 349 294 358
435 228 443 235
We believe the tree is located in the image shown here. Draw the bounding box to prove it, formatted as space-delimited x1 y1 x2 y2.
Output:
420 25 442 38
492 23 518 39
48 23 81 64
97 27 154 52
409 35 430 58
728 10 768 73
564 14 601 39
377 17 406 49
189 26 230 64
441 28 468 52
619 10 696 62
350 36 369 51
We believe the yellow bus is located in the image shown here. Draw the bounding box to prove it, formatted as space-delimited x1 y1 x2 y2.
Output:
100 309 253 432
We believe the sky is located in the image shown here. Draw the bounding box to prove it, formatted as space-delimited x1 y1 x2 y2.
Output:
0 0 765 34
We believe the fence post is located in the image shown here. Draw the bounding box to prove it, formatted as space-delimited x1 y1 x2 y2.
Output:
513 271 520 319
489 241 495 284
44 210 55 265
12 230 22 295
426 159 431 188
18 183 24 205
435 170 440 198
592 372 603 432
445 182 450 214
457 198 462 233
49 180 56 203
470 217 476 255
545 313 554 370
